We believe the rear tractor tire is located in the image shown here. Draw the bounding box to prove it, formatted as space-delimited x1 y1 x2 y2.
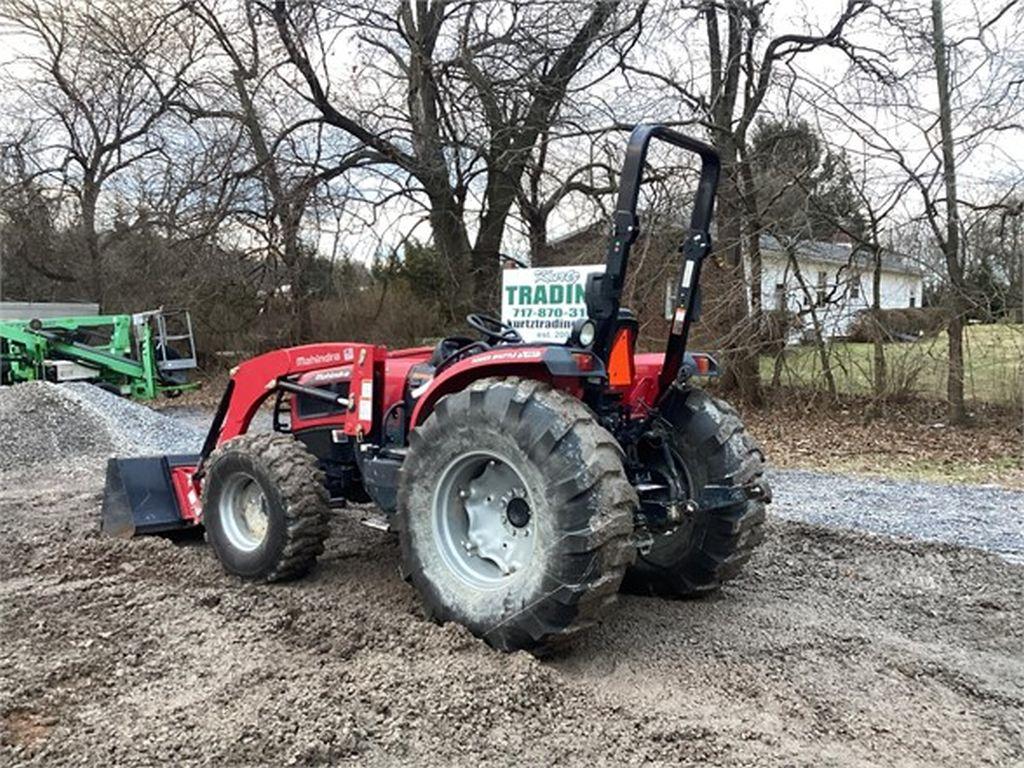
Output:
202 433 330 582
397 377 637 653
622 388 767 597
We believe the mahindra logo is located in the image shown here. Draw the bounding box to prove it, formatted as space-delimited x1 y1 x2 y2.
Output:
296 352 342 366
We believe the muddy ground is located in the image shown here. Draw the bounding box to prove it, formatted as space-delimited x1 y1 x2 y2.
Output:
1 461 1022 766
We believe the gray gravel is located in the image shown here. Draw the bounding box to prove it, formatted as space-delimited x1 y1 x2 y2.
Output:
60 383 204 455
0 382 203 475
769 468 1024 563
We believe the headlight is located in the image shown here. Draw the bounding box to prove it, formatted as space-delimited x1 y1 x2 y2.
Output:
571 318 597 348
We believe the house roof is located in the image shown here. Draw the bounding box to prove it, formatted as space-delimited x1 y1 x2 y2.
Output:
541 219 923 276
759 234 922 276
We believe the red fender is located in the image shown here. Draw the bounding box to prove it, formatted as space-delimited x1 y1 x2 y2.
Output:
408 346 561 427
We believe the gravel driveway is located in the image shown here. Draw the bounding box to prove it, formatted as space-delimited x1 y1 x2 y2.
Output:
768 469 1024 564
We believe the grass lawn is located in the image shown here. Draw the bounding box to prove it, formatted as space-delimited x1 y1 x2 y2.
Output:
761 322 1024 406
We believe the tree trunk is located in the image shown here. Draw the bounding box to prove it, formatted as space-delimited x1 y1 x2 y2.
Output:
770 348 785 388
714 154 762 405
470 171 518 312
81 178 103 308
525 208 548 265
871 244 886 399
740 157 763 319
425 188 473 321
280 202 312 343
931 0 966 422
946 311 965 417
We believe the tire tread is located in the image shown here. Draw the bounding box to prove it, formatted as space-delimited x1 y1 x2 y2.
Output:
203 433 330 582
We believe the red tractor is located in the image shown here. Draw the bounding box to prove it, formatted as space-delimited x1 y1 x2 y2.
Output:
102 125 769 652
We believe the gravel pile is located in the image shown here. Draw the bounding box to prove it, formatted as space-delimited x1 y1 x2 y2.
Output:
0 382 204 474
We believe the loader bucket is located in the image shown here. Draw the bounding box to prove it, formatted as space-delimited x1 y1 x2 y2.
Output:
101 454 200 537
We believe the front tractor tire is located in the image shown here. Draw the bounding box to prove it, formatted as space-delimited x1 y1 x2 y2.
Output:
202 433 331 582
623 388 767 597
397 377 637 653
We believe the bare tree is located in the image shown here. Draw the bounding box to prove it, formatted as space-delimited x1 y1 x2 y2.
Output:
802 0 1024 422
0 0 202 306
848 170 909 405
269 0 644 312
176 0 369 341
0 138 76 293
621 0 878 403
930 0 968 421
515 128 619 263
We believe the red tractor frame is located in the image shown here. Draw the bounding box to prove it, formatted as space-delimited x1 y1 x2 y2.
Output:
102 125 769 652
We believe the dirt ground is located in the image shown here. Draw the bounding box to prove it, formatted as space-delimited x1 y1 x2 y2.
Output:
1 462 1022 767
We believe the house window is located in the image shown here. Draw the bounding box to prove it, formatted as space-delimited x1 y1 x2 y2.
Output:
816 271 827 306
849 276 860 300
774 283 786 311
909 293 916 308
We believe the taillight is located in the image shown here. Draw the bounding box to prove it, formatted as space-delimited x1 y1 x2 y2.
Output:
571 352 596 372
607 327 635 387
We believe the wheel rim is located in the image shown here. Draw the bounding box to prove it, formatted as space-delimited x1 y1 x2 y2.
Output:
638 441 697 567
432 451 536 589
219 473 270 552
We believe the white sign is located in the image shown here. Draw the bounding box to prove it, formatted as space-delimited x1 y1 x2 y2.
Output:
501 264 605 344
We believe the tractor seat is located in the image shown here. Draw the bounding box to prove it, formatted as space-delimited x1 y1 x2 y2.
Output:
430 336 476 366
429 336 490 370
405 336 492 407
404 337 488 404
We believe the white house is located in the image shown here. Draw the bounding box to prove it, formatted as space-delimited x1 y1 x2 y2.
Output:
543 221 924 341
756 235 924 339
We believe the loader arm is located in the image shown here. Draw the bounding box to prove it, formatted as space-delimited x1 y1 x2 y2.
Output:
198 342 384 470
102 342 384 538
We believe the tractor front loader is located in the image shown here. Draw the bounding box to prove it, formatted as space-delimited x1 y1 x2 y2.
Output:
102 125 770 652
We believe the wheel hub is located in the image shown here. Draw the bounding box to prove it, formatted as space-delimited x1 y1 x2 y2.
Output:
220 475 270 552
506 497 531 528
433 453 536 586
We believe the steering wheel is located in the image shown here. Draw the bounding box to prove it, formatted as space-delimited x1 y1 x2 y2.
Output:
466 313 523 344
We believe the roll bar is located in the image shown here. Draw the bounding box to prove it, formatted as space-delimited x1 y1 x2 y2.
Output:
585 124 721 396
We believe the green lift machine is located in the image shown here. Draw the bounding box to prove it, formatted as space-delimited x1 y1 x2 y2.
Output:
0 308 198 399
